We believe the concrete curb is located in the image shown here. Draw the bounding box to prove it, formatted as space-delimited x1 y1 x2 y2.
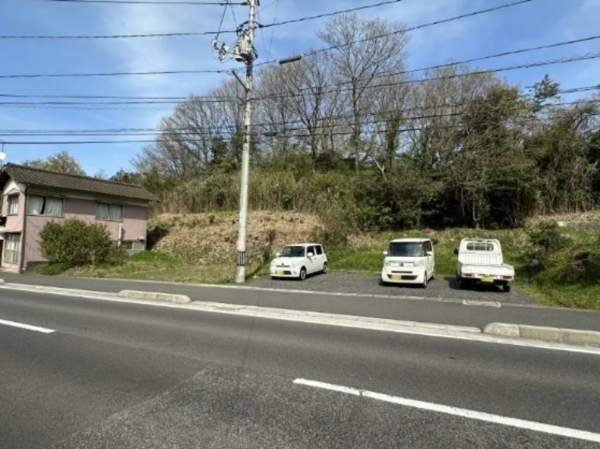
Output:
484 323 600 348
118 290 191 304
188 300 482 335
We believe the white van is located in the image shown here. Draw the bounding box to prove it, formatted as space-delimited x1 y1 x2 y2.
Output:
381 238 435 288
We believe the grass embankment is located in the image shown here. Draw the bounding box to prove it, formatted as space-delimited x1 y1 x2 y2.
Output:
40 210 600 310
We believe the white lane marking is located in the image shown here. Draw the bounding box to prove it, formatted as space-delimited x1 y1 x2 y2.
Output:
0 318 55 334
293 379 600 443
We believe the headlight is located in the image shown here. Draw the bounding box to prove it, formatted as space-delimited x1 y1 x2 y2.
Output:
384 261 396 267
413 260 426 267
270 260 277 266
292 261 300 267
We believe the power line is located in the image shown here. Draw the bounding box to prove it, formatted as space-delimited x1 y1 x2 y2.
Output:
255 52 600 102
264 0 280 62
4 110 599 145
3 98 598 137
0 87 595 118
3 0 406 41
214 0 229 42
0 0 519 41
0 31 227 40
23 0 245 5
2 37 597 103
0 68 232 79
255 0 535 68
0 93 190 100
259 0 405 30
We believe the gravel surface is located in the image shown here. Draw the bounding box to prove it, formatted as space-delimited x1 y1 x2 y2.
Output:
251 272 535 305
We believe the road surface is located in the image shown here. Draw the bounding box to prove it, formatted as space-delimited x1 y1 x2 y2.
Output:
2 272 600 332
1 289 600 448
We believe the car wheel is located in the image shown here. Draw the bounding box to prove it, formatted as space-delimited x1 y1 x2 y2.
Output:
459 278 467 289
322 262 329 274
503 283 511 293
299 267 307 281
422 272 428 289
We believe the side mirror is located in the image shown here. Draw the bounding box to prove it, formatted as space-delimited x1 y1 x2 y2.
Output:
383 251 388 256
453 249 459 256
426 251 433 257
276 252 281 257
307 252 314 258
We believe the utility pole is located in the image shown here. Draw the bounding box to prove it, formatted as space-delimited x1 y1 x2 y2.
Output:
234 0 257 283
212 1 299 282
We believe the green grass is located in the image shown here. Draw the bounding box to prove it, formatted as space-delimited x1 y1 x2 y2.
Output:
36 226 600 311
329 228 529 276
64 251 245 284
327 248 383 272
523 283 600 310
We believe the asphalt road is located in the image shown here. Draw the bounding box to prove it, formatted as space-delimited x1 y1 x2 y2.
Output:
1 289 600 448
2 272 600 332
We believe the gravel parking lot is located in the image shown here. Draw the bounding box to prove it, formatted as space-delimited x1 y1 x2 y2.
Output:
251 272 536 305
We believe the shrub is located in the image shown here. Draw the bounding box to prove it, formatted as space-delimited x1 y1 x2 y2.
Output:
524 221 568 274
39 218 124 267
526 222 600 286
38 262 72 276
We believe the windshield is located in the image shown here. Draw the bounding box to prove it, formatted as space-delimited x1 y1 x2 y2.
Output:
279 246 306 258
388 242 424 257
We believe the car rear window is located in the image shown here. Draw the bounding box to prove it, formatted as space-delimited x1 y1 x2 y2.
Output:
466 242 494 251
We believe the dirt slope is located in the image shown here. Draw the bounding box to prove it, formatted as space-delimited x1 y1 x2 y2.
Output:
149 211 322 265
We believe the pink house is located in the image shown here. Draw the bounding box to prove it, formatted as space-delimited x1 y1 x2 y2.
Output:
0 164 156 272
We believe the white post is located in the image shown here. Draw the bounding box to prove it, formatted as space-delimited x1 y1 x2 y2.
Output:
235 0 257 283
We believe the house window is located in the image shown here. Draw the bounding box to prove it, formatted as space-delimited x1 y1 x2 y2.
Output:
27 195 64 216
8 195 19 215
4 233 20 264
96 202 123 221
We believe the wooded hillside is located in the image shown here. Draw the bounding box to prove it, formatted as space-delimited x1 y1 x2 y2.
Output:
111 13 600 235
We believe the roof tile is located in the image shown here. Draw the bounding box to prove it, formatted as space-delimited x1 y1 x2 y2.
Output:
1 164 157 202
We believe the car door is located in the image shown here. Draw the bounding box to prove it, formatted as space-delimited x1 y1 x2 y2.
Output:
306 246 318 273
425 241 435 277
315 245 325 270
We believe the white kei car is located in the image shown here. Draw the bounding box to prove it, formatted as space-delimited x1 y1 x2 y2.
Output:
381 238 435 288
270 243 328 280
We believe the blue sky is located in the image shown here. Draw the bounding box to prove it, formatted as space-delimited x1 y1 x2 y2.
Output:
0 0 598 176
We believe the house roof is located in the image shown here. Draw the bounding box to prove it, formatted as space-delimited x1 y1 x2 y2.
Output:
0 163 157 202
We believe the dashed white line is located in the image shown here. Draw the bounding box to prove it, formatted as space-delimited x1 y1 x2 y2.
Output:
293 379 600 444
0 318 55 334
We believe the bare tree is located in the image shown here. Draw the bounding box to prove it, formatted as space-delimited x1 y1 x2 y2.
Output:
318 13 409 171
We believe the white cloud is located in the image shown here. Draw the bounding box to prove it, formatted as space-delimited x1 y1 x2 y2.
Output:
96 2 239 96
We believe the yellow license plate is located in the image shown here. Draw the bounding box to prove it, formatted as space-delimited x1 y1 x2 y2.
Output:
391 275 402 280
276 270 284 275
481 276 494 283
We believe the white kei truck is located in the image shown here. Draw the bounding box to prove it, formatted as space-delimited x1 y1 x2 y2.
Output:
454 238 515 292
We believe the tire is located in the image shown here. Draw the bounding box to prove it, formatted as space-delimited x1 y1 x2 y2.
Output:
299 267 307 281
503 283 511 293
422 272 428 289
322 262 329 274
459 277 467 289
